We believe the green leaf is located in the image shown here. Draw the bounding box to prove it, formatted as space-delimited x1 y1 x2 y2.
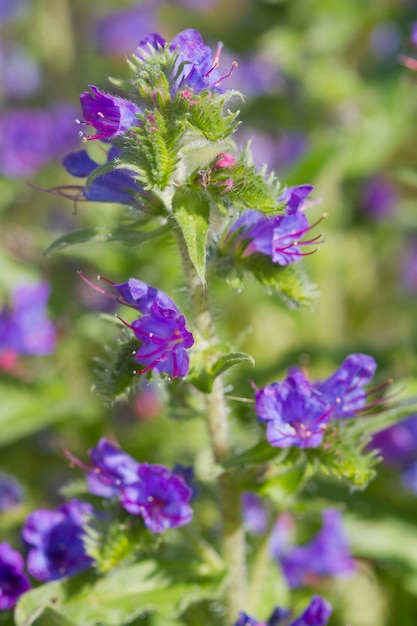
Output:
30 608 77 626
173 189 210 284
259 462 308 504
44 224 169 255
0 379 97 447
222 440 285 469
93 334 139 403
15 581 65 626
211 351 255 379
190 350 255 393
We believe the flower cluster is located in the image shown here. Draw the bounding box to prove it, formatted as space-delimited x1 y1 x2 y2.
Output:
223 185 321 267
0 543 30 610
255 353 377 448
22 500 93 582
0 282 56 371
234 595 332 626
84 438 193 533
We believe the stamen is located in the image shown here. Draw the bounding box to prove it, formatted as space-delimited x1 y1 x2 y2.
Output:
216 61 238 85
77 271 119 301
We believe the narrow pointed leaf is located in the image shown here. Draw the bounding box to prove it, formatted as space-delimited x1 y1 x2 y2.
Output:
173 189 210 284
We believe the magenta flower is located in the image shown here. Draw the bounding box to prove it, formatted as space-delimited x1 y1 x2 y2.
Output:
0 543 30 610
121 463 193 533
79 85 141 141
255 371 332 448
276 509 355 588
22 500 93 582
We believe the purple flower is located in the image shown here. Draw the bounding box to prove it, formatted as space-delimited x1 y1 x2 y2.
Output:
121 463 193 533
94 5 158 56
255 371 332 448
279 510 355 588
225 185 319 266
0 44 42 99
370 415 417 467
62 146 144 204
22 500 93 582
112 278 178 314
290 596 332 626
131 301 194 378
0 543 30 610
0 282 56 360
0 104 78 178
86 438 140 498
313 353 377 419
137 29 235 94
233 597 332 626
0 0 27 25
242 493 269 535
0 473 24 512
361 175 397 220
79 85 141 141
80 275 194 378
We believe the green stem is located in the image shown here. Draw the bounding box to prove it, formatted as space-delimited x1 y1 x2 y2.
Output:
176 229 246 624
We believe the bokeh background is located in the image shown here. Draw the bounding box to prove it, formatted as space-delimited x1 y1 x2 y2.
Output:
2 0 417 624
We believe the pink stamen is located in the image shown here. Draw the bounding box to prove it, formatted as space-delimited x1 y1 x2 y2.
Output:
216 61 238 85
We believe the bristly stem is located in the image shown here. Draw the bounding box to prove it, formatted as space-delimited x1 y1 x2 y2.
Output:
175 228 246 625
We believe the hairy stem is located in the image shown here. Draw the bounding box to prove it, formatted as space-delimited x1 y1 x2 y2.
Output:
176 228 246 624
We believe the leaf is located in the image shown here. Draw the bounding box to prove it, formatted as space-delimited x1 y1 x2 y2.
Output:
173 189 210 284
259 462 308 504
222 440 285 469
44 224 169 255
15 581 64 626
93 334 139 403
0 380 97 447
190 350 255 393
30 608 77 626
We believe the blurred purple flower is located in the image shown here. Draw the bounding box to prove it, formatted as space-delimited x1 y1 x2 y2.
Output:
242 493 269 535
255 371 332 448
313 353 377 419
79 86 141 141
369 22 401 59
412 22 417 47
370 415 417 467
402 240 417 292
279 510 355 588
94 5 158 56
62 146 144 204
121 463 193 533
233 596 332 626
0 542 30 609
237 128 308 172
172 465 199 500
0 103 78 178
0 0 27 24
360 175 397 220
22 500 93 581
0 473 24 512
0 45 42 99
0 282 56 362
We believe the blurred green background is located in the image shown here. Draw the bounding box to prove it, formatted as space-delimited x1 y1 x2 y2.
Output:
2 0 417 624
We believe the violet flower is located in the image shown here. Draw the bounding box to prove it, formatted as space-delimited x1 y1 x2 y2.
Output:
224 185 319 266
370 414 417 467
360 175 397 220
313 353 377 419
62 146 144 204
242 492 269 535
233 596 332 626
278 509 355 588
255 371 332 448
121 463 193 533
138 28 235 94
79 85 141 141
0 104 78 178
22 500 93 582
0 473 24 512
94 5 158 56
86 438 140 498
0 543 30 610
112 278 178 314
0 282 56 361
